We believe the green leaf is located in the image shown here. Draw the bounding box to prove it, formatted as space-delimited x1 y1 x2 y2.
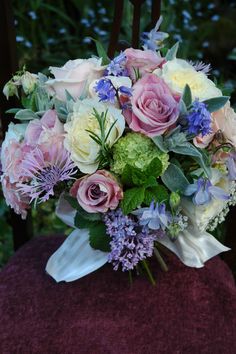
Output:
146 157 163 178
121 158 162 187
143 185 169 206
64 195 80 209
182 84 192 107
122 164 145 186
165 42 179 61
15 109 39 120
77 207 101 222
74 212 95 229
6 108 21 114
143 176 158 188
171 142 211 177
35 85 52 111
161 163 190 193
151 135 168 153
121 187 145 215
65 89 75 102
203 96 229 113
89 222 110 252
21 92 37 111
89 37 110 65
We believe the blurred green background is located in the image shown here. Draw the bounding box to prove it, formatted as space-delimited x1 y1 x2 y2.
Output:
1 0 236 267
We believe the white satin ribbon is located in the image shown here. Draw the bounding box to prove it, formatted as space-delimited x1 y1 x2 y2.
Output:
158 223 230 268
46 194 230 282
45 194 108 282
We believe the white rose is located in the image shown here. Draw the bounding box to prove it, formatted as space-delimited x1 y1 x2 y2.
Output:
46 58 105 101
181 169 231 231
154 58 222 101
64 98 125 173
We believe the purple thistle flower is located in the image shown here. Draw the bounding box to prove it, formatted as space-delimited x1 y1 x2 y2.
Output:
105 52 128 77
94 78 116 103
141 16 169 51
184 177 229 205
186 99 212 137
17 146 76 203
104 209 157 272
189 60 211 75
132 201 171 230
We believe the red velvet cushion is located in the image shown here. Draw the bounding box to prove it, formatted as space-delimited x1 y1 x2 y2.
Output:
0 235 235 354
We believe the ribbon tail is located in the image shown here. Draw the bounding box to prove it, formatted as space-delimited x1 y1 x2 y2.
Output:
46 228 108 282
158 225 230 268
46 193 108 282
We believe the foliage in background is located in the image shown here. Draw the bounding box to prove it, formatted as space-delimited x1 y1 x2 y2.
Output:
1 0 236 266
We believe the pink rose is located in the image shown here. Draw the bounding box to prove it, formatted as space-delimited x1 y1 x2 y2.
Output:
124 74 179 137
2 176 29 219
70 170 123 213
124 48 164 80
1 140 31 184
194 103 236 149
46 58 104 101
25 110 64 149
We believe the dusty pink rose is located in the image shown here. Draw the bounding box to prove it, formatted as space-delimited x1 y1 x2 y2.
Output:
1 140 32 184
70 170 123 213
124 74 179 137
25 109 64 149
124 48 164 80
194 102 236 148
45 58 104 101
1 176 30 219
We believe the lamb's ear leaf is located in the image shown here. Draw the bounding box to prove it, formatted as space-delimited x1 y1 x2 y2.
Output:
14 109 39 120
182 84 192 108
203 96 229 113
161 163 190 193
165 42 179 61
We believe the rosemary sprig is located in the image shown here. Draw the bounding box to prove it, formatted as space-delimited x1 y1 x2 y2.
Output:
85 108 117 168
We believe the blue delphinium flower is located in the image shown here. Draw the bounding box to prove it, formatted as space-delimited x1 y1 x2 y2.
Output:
133 201 171 230
141 16 169 51
118 86 132 97
104 209 157 271
184 177 229 205
186 99 212 137
94 78 116 103
105 52 128 77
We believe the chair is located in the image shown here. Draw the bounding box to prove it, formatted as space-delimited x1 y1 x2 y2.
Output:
0 1 236 353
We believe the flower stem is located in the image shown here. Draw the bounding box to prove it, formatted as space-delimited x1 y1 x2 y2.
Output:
154 247 168 272
141 260 156 286
128 270 133 286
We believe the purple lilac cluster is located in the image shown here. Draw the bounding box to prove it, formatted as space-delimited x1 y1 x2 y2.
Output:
105 52 128 77
186 99 212 136
103 209 157 272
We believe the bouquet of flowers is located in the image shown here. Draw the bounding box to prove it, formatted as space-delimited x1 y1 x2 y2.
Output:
2 18 235 283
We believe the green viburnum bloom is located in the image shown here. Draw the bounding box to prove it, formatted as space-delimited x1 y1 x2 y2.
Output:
111 132 169 175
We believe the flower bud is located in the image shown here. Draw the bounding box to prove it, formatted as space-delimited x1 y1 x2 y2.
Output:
21 71 37 95
3 81 18 99
169 191 181 210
